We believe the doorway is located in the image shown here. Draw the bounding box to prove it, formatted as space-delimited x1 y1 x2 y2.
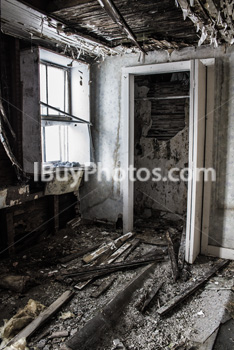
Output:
134 72 189 227
122 60 211 263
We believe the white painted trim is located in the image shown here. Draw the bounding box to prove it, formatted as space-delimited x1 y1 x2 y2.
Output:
122 72 134 233
201 64 215 256
122 61 191 234
185 60 195 263
122 61 191 75
186 60 207 264
207 245 234 260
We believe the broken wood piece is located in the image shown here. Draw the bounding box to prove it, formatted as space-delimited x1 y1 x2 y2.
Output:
138 281 163 313
48 331 69 339
74 236 137 290
91 276 116 298
166 230 179 282
65 263 157 350
67 217 81 229
74 241 131 290
7 290 74 346
105 242 132 264
69 252 165 283
157 259 229 316
82 231 134 264
178 225 186 271
116 239 140 262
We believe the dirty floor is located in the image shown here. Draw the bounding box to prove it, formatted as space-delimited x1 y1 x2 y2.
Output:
0 219 233 350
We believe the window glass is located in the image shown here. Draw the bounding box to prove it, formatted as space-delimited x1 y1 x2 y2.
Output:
47 66 65 115
44 125 61 162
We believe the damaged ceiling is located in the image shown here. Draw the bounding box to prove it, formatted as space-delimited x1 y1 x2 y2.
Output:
1 0 234 60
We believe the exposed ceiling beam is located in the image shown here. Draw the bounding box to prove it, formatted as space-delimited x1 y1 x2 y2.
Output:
1 0 122 59
97 0 146 54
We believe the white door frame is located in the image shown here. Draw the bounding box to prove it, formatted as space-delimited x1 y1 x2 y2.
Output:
122 60 202 263
201 63 234 260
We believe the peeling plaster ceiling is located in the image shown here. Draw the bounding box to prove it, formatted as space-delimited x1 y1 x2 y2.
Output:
1 0 234 60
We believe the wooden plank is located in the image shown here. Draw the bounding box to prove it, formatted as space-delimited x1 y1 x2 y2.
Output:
83 232 134 263
75 237 133 290
65 264 157 350
166 230 179 282
116 239 140 262
91 276 116 298
105 242 132 264
88 243 131 295
68 252 165 282
157 259 229 316
137 281 163 313
7 290 74 346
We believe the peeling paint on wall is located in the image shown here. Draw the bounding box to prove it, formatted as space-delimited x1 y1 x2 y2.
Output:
134 77 189 218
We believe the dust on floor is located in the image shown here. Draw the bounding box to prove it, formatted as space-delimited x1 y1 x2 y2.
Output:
0 220 233 350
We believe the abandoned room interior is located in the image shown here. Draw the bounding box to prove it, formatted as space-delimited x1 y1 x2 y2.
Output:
0 0 234 349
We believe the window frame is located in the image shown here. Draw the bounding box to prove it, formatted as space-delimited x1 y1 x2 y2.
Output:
39 58 92 166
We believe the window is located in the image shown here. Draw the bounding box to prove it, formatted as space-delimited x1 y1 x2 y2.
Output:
39 49 92 167
20 48 91 173
40 62 70 163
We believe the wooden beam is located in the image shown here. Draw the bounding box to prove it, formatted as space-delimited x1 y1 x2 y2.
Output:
7 290 74 346
75 235 134 290
116 239 140 262
97 0 146 54
91 275 116 298
63 251 165 281
64 263 157 350
83 231 134 264
137 281 163 313
105 242 131 264
157 259 229 316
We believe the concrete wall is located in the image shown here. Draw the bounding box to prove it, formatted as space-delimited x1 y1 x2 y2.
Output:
80 44 234 251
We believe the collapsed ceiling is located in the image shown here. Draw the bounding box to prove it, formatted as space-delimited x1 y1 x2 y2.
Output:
1 0 234 60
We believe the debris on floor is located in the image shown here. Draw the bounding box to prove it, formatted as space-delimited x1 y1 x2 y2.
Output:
59 312 75 320
0 275 34 293
4 337 27 350
0 218 233 350
0 299 45 348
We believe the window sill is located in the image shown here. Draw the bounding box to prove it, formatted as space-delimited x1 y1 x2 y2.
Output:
42 162 94 173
